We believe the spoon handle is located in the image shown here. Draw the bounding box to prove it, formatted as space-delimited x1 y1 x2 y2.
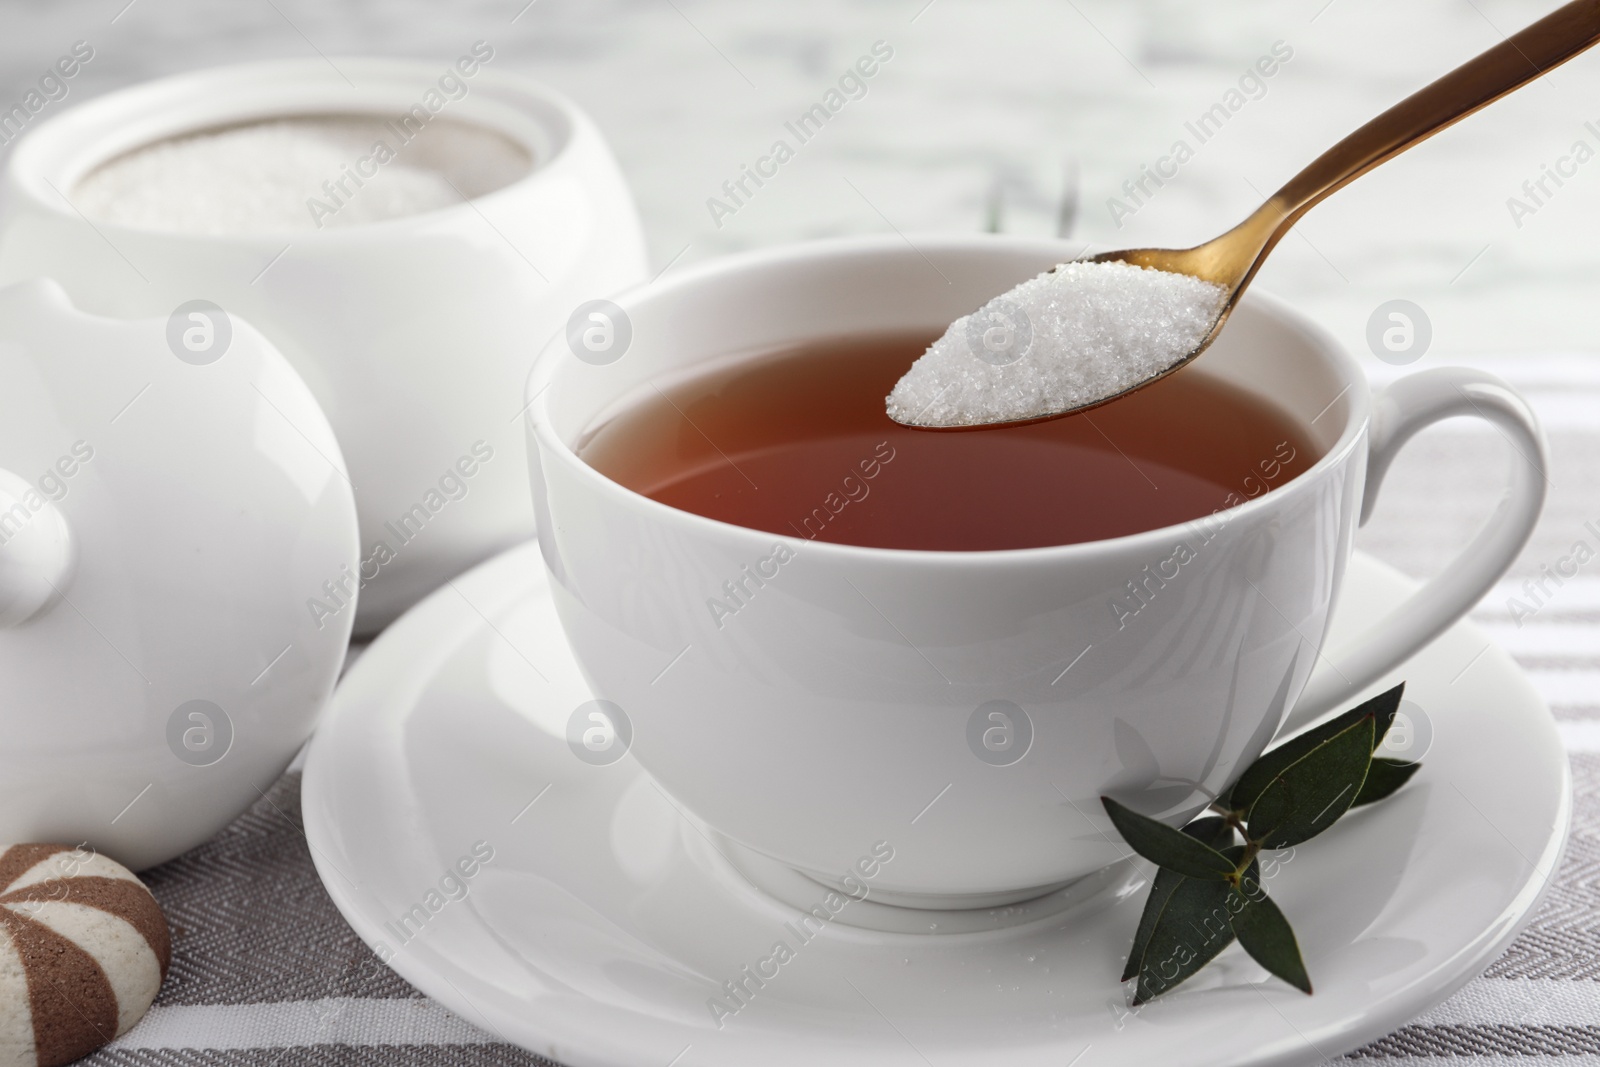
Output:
1270 0 1600 227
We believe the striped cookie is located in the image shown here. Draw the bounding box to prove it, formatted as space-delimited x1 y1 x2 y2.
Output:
0 844 169 1067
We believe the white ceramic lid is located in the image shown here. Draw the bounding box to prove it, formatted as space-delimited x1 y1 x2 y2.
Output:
0 279 359 869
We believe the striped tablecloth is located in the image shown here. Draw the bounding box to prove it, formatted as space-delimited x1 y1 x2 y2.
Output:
84 353 1600 1065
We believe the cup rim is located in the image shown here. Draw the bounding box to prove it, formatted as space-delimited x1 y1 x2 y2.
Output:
527 232 1370 565
5 56 593 245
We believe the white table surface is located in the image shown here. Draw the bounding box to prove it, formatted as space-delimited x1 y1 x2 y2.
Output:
3 0 1597 357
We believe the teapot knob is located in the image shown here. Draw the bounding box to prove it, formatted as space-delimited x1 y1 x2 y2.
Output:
0 468 75 628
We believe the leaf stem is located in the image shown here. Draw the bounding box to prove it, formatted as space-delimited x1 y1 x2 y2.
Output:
1231 840 1263 890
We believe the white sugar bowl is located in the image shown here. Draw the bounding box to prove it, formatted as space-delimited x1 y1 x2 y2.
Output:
0 56 648 630
0 279 358 870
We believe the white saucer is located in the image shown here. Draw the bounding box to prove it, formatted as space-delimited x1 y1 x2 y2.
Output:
302 544 1571 1067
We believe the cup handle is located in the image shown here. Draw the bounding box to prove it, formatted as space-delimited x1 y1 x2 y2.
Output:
1282 367 1547 734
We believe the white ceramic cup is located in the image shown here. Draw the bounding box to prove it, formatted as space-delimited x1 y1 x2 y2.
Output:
526 235 1546 907
0 57 647 631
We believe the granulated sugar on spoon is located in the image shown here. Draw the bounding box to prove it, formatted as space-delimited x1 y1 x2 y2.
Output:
887 260 1225 428
888 0 1600 429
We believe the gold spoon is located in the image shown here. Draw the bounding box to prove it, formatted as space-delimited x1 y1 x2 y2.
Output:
897 0 1600 428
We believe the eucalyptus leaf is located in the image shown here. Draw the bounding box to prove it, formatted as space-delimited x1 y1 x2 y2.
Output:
1351 757 1421 807
1133 875 1237 1004
1124 867 1182 983
1230 863 1312 994
1102 798 1236 881
1107 683 1420 1004
1191 816 1237 851
1226 683 1404 813
1122 817 1233 982
1248 716 1375 849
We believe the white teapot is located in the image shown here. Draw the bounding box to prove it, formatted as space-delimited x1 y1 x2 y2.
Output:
0 280 357 869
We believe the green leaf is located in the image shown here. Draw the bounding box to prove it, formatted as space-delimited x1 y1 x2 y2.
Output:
1191 816 1237 851
1226 683 1404 813
1133 875 1237 1004
1230 864 1312 995
1124 866 1183 983
1102 798 1236 881
1351 682 1406 747
1122 817 1233 982
1351 757 1421 808
1247 716 1374 849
